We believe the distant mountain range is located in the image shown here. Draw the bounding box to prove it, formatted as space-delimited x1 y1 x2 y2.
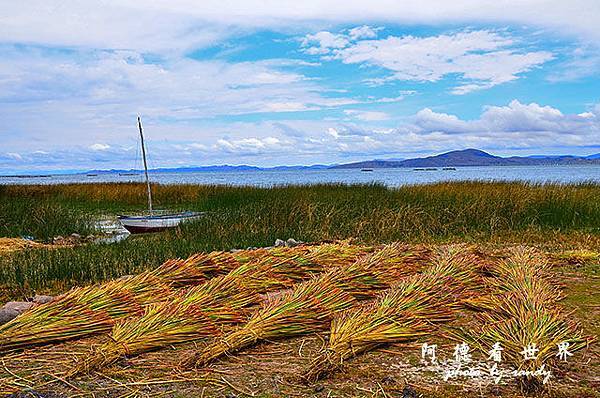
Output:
81 149 600 175
331 149 600 169
83 164 329 174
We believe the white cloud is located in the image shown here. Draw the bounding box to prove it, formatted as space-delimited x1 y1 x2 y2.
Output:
89 143 110 151
325 30 553 93
215 136 285 155
344 109 390 121
547 45 600 82
6 152 23 161
301 31 350 54
348 25 380 40
261 102 315 112
1 1 600 54
327 127 340 139
414 108 470 133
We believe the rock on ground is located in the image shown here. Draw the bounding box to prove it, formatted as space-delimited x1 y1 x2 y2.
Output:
2 301 34 312
32 295 54 304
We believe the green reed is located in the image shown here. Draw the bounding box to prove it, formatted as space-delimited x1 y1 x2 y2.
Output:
0 181 598 299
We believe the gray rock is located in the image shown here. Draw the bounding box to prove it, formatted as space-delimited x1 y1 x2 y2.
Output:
0 308 19 325
2 301 34 312
53 236 64 243
285 238 301 247
32 295 54 304
274 239 286 247
70 233 82 239
86 234 95 241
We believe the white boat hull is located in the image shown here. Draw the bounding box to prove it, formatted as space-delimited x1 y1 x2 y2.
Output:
118 212 202 233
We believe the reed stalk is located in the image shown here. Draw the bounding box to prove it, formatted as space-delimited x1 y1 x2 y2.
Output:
71 242 369 374
184 243 431 368
463 247 587 389
0 245 356 353
303 249 480 382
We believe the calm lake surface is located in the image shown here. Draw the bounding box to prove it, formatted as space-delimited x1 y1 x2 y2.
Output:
1 165 599 186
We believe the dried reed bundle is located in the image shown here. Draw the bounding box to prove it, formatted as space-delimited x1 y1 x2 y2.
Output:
0 274 165 352
0 247 325 353
184 274 355 368
473 295 585 371
303 249 479 382
236 243 371 291
333 243 430 299
463 247 561 312
151 251 242 287
71 242 368 374
185 243 430 367
0 251 242 352
464 247 587 388
73 273 259 374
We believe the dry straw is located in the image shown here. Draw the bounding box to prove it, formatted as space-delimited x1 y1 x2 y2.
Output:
0 251 246 352
184 243 431 368
303 248 481 382
0 246 346 353
463 247 588 389
71 242 369 374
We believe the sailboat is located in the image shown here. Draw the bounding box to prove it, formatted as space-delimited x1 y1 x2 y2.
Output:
118 117 202 234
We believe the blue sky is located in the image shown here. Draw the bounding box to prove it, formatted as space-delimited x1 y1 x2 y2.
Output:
1 1 599 173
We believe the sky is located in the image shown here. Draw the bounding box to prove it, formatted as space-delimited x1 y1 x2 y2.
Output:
1 1 600 173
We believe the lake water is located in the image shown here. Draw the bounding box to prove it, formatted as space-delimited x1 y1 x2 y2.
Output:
1 165 598 186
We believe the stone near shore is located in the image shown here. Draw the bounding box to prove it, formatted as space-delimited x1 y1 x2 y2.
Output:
2 301 34 312
285 238 301 247
0 301 34 325
0 308 19 325
274 238 303 248
32 295 54 304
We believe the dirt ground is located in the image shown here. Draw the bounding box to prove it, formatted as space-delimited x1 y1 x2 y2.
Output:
0 246 598 398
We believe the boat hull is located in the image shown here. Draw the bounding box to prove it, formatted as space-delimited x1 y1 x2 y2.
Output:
118 212 202 234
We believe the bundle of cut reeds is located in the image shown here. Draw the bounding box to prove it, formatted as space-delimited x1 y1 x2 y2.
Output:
0 251 249 352
0 245 355 353
464 247 587 388
73 272 260 374
462 246 561 312
184 243 430 367
71 242 369 374
303 249 480 382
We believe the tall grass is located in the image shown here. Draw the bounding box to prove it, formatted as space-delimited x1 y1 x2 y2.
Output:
0 182 598 298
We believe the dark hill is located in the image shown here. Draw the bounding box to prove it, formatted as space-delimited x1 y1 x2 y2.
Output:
331 149 600 169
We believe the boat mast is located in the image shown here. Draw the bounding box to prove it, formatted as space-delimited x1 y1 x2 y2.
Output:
137 116 153 213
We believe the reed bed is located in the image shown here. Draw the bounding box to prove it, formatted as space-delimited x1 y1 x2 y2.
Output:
70 243 368 374
464 247 587 388
2 182 598 299
303 248 481 382
184 243 430 368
